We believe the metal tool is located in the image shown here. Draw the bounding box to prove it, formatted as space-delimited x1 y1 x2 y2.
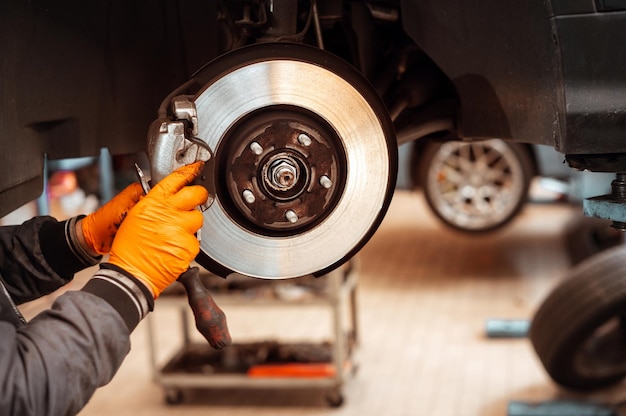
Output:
177 267 231 349
134 162 152 195
133 162 231 349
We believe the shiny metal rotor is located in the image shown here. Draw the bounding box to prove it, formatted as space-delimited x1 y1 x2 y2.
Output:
191 44 396 279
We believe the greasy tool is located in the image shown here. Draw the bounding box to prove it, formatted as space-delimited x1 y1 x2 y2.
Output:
178 267 231 349
134 162 231 350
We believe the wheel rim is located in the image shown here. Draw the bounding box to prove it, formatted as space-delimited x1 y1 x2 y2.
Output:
425 139 526 231
192 44 396 278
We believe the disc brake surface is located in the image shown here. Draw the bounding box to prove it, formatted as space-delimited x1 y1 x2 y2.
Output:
147 43 396 279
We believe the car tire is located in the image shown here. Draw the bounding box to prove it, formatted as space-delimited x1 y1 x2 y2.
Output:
529 245 626 390
415 138 534 233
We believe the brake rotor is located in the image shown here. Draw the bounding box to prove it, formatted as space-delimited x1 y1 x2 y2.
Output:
191 43 396 279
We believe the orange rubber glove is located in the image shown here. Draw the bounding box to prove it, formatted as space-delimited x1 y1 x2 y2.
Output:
107 162 209 298
81 182 144 255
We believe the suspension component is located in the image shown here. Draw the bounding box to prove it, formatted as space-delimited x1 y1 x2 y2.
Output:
583 172 626 230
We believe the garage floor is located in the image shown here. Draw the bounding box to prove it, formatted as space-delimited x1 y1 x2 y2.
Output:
20 190 626 415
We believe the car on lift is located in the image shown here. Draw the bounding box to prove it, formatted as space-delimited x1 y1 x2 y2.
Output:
408 136 612 233
411 136 538 233
2 0 626 393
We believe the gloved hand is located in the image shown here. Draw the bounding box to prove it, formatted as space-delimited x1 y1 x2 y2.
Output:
80 182 144 255
107 162 209 298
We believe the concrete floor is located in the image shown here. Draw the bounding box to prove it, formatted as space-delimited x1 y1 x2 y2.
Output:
19 190 626 415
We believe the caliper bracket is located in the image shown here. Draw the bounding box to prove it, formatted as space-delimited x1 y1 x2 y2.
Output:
146 95 213 210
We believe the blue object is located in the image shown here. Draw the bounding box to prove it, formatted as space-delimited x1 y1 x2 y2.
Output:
485 319 530 338
508 400 617 416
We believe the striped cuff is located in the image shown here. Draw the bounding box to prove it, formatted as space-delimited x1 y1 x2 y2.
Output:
81 265 154 331
65 216 101 268
40 215 101 280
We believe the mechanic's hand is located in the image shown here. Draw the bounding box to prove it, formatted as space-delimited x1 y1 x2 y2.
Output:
80 182 144 255
107 162 208 298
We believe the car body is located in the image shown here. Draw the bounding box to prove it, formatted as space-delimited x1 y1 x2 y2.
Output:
2 1 625 218
2 1 625 215
400 0 626 154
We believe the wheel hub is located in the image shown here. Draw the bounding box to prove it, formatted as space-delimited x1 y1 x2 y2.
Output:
266 156 299 191
219 107 345 234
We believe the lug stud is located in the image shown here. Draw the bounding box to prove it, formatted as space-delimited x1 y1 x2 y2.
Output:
297 133 312 147
320 175 333 189
242 189 256 204
285 210 298 224
250 141 263 155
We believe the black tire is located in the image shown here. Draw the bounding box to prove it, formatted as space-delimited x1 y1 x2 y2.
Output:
529 245 626 390
415 138 534 233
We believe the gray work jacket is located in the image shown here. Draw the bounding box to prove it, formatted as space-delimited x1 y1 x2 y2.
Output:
0 216 153 416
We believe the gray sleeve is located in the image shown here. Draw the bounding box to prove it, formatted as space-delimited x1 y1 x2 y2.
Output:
0 268 154 416
0 292 129 416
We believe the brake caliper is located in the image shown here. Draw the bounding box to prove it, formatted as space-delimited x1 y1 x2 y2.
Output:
146 96 213 210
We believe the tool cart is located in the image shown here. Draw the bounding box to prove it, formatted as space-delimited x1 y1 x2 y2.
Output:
146 259 359 407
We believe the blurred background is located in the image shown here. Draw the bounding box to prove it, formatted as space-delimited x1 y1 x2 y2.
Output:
3 144 624 416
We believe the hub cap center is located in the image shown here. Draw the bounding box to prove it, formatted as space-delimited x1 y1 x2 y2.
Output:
266 157 299 190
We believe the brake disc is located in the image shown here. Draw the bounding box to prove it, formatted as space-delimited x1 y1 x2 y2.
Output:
153 43 396 279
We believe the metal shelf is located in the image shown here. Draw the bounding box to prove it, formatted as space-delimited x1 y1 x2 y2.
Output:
146 259 359 407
